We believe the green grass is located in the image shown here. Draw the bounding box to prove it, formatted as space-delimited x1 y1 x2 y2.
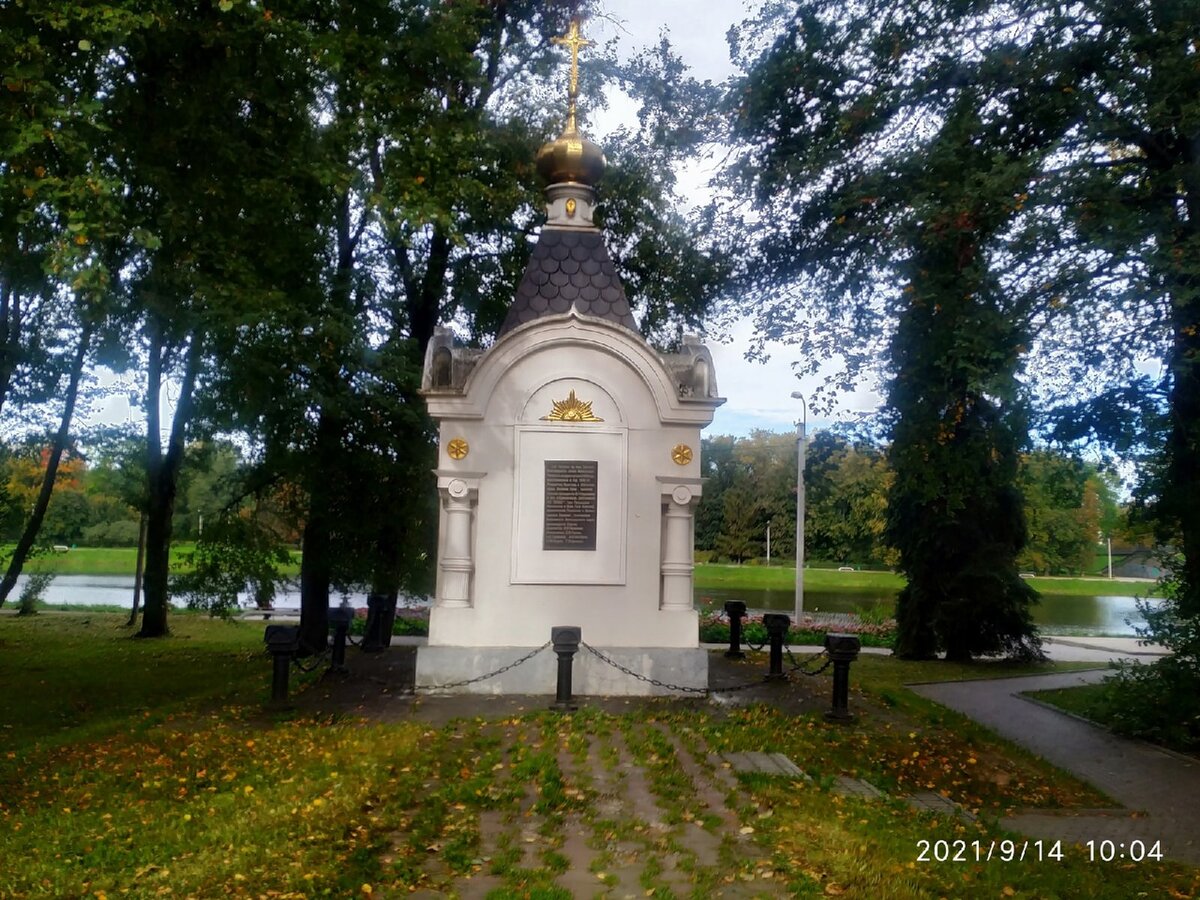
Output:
10 544 303 577
1024 683 1110 722
1 614 1196 898
15 545 200 577
695 563 904 595
0 612 269 751
694 562 1159 599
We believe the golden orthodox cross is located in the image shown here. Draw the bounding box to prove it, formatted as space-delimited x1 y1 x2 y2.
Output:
551 18 593 125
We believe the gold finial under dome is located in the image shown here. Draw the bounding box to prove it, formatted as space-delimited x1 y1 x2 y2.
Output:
537 17 606 187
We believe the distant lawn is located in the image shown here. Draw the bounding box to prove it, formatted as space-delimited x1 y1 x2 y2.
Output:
19 546 181 576
11 544 302 578
694 563 903 595
694 562 1158 599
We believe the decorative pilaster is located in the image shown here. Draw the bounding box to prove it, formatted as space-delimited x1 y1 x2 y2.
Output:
436 473 483 608
660 482 701 611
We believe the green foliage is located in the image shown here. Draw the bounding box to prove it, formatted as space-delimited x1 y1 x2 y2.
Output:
80 519 141 547
173 516 292 618
15 568 53 616
804 431 894 567
1017 451 1114 575
729 3 1069 660
1092 657 1200 753
713 486 760 563
699 430 885 565
1093 554 1200 751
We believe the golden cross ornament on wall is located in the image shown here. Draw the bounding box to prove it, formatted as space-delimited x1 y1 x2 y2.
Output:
551 18 593 124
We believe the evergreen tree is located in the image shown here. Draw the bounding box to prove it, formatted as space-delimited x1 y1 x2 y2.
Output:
726 3 1080 657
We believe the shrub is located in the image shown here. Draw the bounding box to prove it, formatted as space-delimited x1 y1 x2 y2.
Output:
1095 553 1200 752
16 570 55 616
81 520 142 547
1096 656 1200 752
173 517 291 618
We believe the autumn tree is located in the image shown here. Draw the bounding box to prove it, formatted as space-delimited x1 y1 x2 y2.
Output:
0 1 131 605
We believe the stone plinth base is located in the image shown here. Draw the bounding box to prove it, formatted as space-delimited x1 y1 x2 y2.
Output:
415 645 708 696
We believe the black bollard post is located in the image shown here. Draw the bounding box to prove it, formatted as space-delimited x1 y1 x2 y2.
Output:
724 600 747 659
264 625 300 705
550 626 581 712
763 613 791 681
327 605 354 674
823 633 862 722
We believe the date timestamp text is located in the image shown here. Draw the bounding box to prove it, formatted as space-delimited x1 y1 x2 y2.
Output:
916 838 1164 863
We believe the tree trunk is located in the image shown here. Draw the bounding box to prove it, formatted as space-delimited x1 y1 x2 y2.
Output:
1165 144 1200 620
138 329 203 638
0 277 19 420
127 513 147 627
0 320 93 606
297 410 341 653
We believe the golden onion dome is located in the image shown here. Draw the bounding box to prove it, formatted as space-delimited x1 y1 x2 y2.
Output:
537 19 605 187
536 114 606 186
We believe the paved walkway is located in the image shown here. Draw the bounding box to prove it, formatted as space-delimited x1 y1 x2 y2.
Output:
910 669 1200 865
1041 635 1169 663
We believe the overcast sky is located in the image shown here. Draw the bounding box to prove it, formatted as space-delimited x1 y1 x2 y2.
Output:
589 1 885 437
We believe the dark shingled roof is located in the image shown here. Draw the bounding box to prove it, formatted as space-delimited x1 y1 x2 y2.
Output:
498 228 637 336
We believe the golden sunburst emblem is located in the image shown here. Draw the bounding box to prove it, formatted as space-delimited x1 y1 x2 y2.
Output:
541 389 604 423
671 444 693 466
446 437 469 460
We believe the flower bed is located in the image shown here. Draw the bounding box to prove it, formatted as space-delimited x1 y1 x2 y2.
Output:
345 604 897 647
697 608 896 649
348 604 430 637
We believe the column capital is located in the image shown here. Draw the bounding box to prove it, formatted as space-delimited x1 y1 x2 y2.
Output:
658 475 703 508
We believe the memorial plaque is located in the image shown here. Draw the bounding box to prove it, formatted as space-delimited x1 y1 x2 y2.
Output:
543 460 598 550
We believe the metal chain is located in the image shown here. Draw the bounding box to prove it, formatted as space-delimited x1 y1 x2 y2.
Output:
292 647 331 674
720 611 832 678
581 642 774 695
785 645 833 677
582 642 710 694
411 641 552 693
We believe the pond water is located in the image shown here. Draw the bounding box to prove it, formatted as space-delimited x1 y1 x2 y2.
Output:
7 575 371 612
695 586 1163 637
10 575 1163 637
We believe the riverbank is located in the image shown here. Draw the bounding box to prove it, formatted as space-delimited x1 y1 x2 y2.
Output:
15 550 1159 601
10 551 1163 636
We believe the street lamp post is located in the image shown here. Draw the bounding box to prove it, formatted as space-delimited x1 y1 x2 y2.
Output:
791 391 807 622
